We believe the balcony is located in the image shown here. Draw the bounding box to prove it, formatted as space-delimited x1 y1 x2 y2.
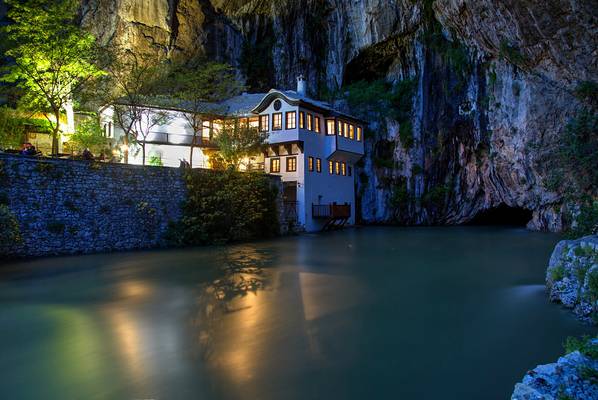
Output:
312 203 351 219
142 132 219 148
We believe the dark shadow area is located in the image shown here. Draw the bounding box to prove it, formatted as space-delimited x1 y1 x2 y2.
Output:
466 204 533 226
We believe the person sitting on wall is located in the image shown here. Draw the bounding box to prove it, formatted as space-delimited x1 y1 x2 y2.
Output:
82 148 94 160
20 143 37 156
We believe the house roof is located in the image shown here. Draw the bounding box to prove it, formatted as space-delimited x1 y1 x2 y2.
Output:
251 89 366 124
109 89 365 124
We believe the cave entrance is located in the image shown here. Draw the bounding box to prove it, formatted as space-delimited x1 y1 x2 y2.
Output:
467 204 533 227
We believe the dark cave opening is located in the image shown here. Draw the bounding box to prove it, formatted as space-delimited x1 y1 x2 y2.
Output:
466 204 533 227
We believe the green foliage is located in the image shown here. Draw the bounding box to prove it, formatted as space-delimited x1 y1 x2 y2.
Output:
213 123 265 171
1 0 104 154
68 118 108 154
550 263 566 282
564 335 598 360
343 78 416 141
169 170 279 245
574 81 598 107
0 106 52 149
587 267 598 303
390 180 411 209
565 200 598 238
543 109 597 200
499 40 527 67
148 154 163 167
579 366 598 385
0 204 21 255
399 120 414 149
422 185 450 208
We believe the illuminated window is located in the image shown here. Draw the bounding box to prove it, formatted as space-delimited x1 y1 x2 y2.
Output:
240 117 249 128
328 160 333 174
286 156 297 172
357 126 362 141
337 120 343 136
316 158 322 173
326 119 335 135
349 125 354 140
249 117 259 129
335 161 340 175
259 115 269 132
341 162 346 176
308 156 314 172
271 158 280 172
348 166 352 176
307 113 313 131
344 122 349 137
272 113 282 130
286 111 296 129
314 116 320 133
299 111 305 129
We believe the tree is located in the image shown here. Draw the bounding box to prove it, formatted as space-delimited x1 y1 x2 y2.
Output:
1 0 104 155
131 107 171 165
68 118 108 155
213 120 265 170
169 61 243 167
103 50 168 164
0 106 27 149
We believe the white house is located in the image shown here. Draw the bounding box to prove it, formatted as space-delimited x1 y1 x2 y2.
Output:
101 77 365 232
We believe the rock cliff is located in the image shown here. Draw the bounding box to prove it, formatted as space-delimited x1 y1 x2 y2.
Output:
78 0 598 231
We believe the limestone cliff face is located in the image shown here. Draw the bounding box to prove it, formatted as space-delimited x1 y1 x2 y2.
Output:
79 0 597 231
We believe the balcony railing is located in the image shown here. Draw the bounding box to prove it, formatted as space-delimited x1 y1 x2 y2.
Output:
312 203 351 219
142 132 219 148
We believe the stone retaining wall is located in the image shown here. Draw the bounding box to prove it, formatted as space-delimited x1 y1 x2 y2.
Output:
0 154 187 257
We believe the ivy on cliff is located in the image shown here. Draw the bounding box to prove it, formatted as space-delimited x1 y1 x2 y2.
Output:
168 170 280 246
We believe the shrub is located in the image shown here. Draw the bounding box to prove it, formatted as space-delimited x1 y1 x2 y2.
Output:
168 170 279 245
564 335 598 360
0 204 21 254
550 263 566 282
565 200 598 238
587 268 598 303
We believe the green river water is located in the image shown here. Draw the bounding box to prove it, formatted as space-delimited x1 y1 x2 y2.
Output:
0 227 595 399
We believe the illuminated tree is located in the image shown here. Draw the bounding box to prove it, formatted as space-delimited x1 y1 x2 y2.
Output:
1 0 104 155
68 118 108 156
213 121 265 171
169 60 243 167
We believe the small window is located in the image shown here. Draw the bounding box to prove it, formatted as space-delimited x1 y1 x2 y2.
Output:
341 162 346 176
314 116 320 133
344 122 349 137
349 125 354 140
273 99 282 111
308 156 314 172
326 119 335 135
316 158 322 173
287 156 297 172
272 113 282 130
348 166 352 176
307 114 313 131
286 111 296 129
357 126 362 141
328 160 334 174
335 161 340 175
271 158 280 173
299 111 305 129
259 115 269 132
337 120 343 136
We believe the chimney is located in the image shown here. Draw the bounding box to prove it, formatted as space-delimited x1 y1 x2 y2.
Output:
297 75 307 97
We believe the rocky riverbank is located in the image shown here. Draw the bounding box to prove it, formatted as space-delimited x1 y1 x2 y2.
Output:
546 235 598 324
511 236 598 399
512 338 598 400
